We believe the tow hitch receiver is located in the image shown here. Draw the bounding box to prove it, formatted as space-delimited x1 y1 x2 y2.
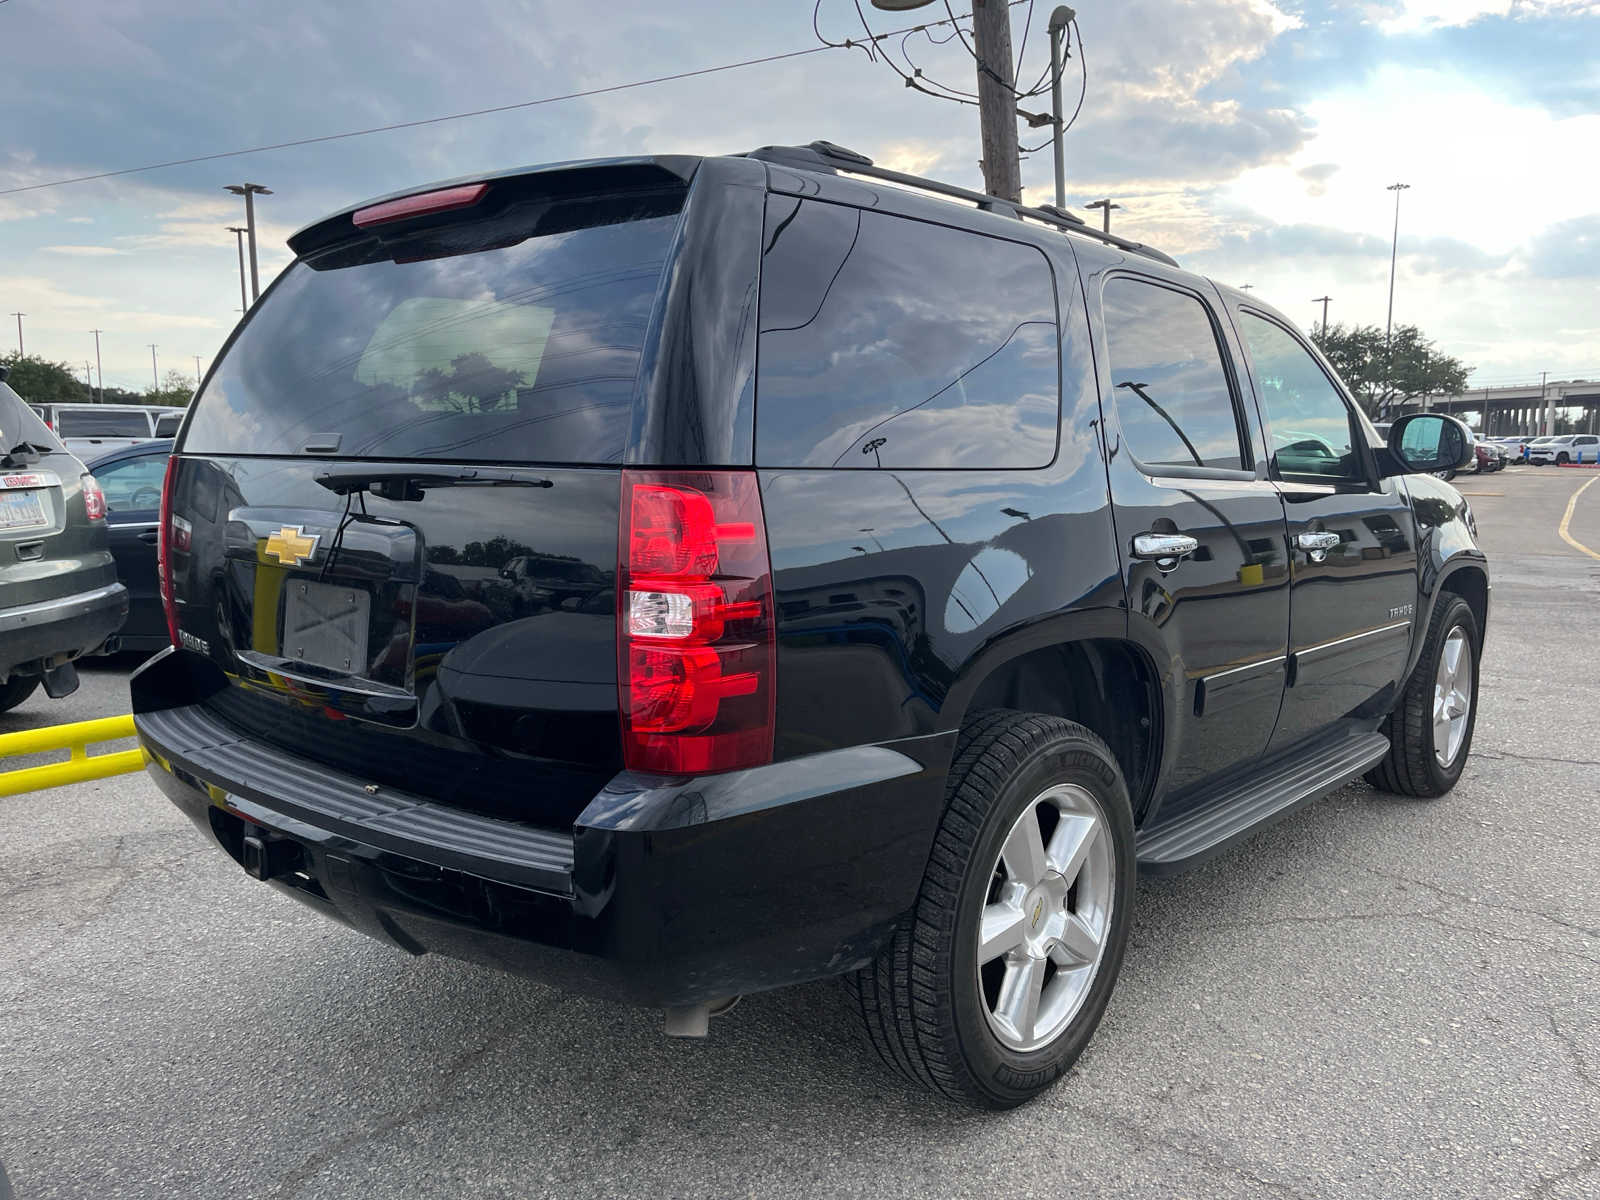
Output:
240 830 303 882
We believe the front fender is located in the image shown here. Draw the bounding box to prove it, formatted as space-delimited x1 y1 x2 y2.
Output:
1400 473 1490 680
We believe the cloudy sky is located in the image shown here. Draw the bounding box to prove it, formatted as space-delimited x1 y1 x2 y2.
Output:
1 0 1596 393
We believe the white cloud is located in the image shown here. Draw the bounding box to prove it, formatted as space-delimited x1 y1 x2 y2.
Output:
41 244 125 256
1374 0 1600 33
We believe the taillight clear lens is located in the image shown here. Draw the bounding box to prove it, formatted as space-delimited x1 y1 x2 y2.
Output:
618 470 775 775
81 474 106 521
158 456 180 648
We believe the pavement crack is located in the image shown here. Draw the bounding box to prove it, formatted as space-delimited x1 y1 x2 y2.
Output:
1475 748 1600 769
269 1024 527 1200
1525 1135 1600 1199
1362 868 1600 939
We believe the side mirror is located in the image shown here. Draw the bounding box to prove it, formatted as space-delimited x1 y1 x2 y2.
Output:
1385 413 1475 475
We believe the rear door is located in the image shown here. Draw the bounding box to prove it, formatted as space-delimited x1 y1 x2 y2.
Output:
1225 303 1418 752
95 445 170 643
1091 268 1291 800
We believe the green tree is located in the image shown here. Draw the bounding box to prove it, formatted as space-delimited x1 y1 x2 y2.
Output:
1314 322 1469 417
0 352 91 403
145 369 195 408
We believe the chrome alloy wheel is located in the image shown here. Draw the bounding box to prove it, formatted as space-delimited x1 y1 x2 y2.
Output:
977 783 1115 1052
1433 627 1473 767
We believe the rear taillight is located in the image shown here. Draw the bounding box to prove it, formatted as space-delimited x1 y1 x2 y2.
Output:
157 456 184 648
81 474 105 521
618 470 776 775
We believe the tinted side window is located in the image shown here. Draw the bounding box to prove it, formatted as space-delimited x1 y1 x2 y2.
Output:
94 452 171 513
1238 312 1361 481
1101 278 1244 472
756 199 1059 469
57 410 150 437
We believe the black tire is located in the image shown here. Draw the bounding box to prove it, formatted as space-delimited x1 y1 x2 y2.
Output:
0 676 39 714
1557 452 1570 465
846 709 1137 1108
1366 594 1480 798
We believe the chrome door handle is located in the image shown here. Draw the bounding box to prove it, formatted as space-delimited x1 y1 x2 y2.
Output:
1296 531 1341 562
1132 533 1199 565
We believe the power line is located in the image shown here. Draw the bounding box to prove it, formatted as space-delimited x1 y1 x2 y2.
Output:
2 13 984 198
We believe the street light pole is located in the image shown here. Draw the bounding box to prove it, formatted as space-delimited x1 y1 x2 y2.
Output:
90 329 104 402
225 184 272 301
194 355 203 385
149 344 159 392
1383 181 1410 414
8 312 22 355
1085 199 1120 232
1046 6 1075 210
226 226 249 314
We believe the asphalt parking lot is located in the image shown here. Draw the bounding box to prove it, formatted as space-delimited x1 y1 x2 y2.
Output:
3 467 1598 1200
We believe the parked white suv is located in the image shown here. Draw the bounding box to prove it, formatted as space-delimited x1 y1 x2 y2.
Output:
1528 434 1600 465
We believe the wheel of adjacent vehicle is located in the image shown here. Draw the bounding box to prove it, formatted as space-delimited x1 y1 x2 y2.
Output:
1366 594 1480 798
1557 452 1570 465
847 709 1136 1108
0 676 39 713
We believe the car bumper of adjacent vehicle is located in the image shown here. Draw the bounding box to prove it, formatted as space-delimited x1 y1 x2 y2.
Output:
0 580 128 678
131 649 949 1008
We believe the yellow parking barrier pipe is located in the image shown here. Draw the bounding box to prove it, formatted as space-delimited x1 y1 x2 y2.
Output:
0 714 149 797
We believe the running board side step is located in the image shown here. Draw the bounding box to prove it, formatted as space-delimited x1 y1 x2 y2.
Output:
1136 730 1391 875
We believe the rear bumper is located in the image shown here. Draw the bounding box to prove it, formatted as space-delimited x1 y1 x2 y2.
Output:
0 580 128 679
132 649 950 1007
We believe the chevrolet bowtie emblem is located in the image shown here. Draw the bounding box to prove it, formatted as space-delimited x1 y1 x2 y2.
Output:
1031 898 1044 929
264 525 320 567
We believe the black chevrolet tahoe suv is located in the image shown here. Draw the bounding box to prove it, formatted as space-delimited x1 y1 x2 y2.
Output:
0 371 127 711
132 142 1487 1108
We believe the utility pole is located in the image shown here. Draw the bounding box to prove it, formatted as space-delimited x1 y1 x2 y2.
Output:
1384 181 1410 413
226 226 249 314
225 183 272 301
1046 6 1075 210
1239 283 1255 292
149 344 159 391
970 0 1022 202
1312 295 1332 340
8 312 22 355
1085 198 1120 232
1541 369 1552 437
85 362 94 391
89 329 104 402
194 355 203 385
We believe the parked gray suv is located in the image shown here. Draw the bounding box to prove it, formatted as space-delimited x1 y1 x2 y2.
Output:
0 371 128 711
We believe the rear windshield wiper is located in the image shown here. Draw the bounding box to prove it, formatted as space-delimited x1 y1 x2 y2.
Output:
1 441 51 468
314 465 554 502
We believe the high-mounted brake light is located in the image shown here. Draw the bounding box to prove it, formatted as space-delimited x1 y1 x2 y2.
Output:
352 183 489 229
618 470 776 775
157 456 183 648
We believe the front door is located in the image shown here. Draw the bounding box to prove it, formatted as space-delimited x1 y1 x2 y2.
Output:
1093 270 1291 804
95 447 170 644
1226 304 1419 751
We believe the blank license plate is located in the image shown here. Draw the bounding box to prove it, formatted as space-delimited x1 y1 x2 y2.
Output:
0 490 47 532
282 579 370 674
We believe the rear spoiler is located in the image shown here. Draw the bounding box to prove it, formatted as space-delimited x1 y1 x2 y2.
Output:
288 156 702 259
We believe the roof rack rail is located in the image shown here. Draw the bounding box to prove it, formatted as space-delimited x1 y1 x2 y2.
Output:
743 141 1179 269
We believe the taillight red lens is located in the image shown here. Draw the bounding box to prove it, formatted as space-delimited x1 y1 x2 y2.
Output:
157 455 180 648
80 474 105 521
618 470 775 774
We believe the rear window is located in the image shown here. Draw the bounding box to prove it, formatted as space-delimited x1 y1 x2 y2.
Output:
57 409 151 438
1101 277 1245 473
755 198 1060 469
184 189 684 463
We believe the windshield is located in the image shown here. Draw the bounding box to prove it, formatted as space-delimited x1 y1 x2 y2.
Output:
184 190 684 464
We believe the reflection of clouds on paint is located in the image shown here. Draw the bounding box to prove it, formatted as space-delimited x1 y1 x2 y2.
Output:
945 546 1032 634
